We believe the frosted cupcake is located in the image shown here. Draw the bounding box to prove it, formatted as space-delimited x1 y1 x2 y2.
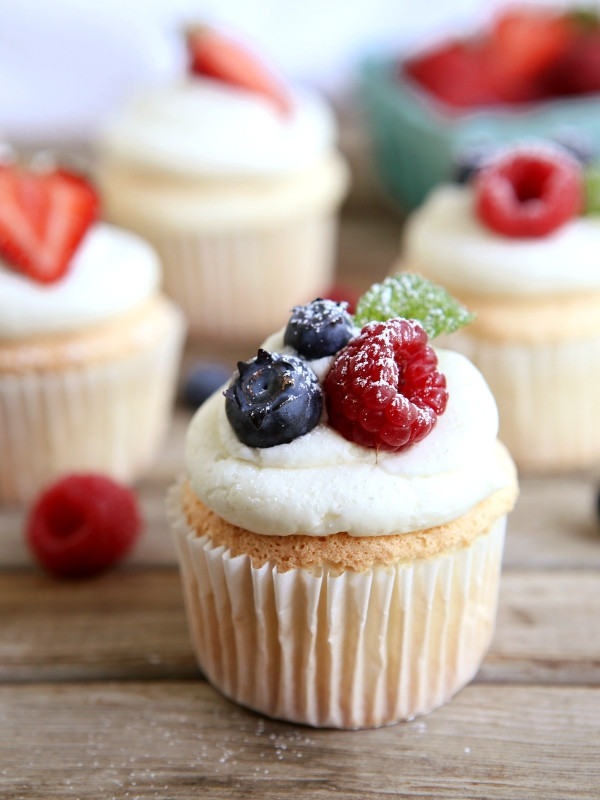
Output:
397 141 600 473
168 276 518 728
96 26 349 343
0 161 185 504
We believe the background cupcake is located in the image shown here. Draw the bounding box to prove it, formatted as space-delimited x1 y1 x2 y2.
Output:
0 159 185 504
396 141 600 473
168 277 518 728
96 25 349 345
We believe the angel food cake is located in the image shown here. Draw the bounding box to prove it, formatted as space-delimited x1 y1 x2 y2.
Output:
169 276 518 728
97 26 348 342
398 141 600 472
0 161 184 504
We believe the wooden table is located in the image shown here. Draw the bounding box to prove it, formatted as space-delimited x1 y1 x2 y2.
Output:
1 205 600 800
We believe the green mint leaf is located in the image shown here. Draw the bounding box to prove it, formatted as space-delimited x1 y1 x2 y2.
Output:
353 273 475 339
583 167 600 215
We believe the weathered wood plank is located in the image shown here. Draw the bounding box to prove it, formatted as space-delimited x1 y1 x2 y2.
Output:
1 569 599 685
0 569 196 683
1 681 598 800
503 474 600 568
480 570 600 684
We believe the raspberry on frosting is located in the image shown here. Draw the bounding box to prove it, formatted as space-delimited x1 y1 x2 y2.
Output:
474 143 583 237
324 318 448 452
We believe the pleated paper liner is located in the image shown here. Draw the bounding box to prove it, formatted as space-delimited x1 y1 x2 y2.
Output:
169 481 507 729
0 304 184 504
151 214 337 341
448 331 600 473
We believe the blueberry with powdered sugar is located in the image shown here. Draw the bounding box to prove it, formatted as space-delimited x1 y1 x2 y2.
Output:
284 298 354 360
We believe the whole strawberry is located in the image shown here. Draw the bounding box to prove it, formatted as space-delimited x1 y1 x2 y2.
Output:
324 318 448 452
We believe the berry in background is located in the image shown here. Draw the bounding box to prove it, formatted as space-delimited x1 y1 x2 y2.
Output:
284 298 355 360
27 474 142 578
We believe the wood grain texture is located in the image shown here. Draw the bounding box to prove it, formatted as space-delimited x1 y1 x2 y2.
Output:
1 568 599 686
1 682 599 800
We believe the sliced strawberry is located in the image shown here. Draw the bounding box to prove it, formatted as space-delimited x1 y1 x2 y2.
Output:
0 165 98 284
186 26 291 115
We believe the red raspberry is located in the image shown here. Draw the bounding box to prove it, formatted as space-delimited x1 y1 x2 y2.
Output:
26 474 142 578
474 145 583 237
324 319 448 452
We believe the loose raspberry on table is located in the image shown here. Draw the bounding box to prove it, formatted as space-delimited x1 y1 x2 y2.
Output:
26 474 142 578
324 319 448 452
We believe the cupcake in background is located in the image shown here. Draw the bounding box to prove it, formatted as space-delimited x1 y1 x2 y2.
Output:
169 276 518 728
96 25 349 344
395 140 600 473
0 157 185 504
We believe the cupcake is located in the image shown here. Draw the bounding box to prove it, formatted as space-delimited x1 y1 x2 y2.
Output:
397 141 600 473
0 160 185 504
96 25 349 343
168 276 518 728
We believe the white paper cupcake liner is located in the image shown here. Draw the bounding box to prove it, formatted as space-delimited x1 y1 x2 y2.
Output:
135 214 338 342
449 331 600 473
0 308 185 504
169 483 507 729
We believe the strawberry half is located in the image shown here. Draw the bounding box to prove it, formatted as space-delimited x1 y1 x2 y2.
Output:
185 25 292 115
0 165 99 285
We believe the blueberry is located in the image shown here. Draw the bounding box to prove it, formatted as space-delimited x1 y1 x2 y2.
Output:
453 143 496 184
182 361 233 408
224 349 322 448
284 298 354 359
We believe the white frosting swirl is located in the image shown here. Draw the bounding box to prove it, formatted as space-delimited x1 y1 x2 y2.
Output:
0 224 160 339
99 79 336 177
185 335 513 537
403 184 600 296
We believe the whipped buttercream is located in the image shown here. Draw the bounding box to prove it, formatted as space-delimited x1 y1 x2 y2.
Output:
403 184 600 296
185 334 514 537
0 223 160 339
99 79 336 177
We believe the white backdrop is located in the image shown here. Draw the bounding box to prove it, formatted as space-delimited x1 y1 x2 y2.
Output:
0 0 589 145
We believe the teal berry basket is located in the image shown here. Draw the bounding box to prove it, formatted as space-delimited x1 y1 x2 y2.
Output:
358 54 600 212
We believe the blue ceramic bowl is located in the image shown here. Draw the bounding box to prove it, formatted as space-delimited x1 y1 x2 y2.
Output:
359 54 600 211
